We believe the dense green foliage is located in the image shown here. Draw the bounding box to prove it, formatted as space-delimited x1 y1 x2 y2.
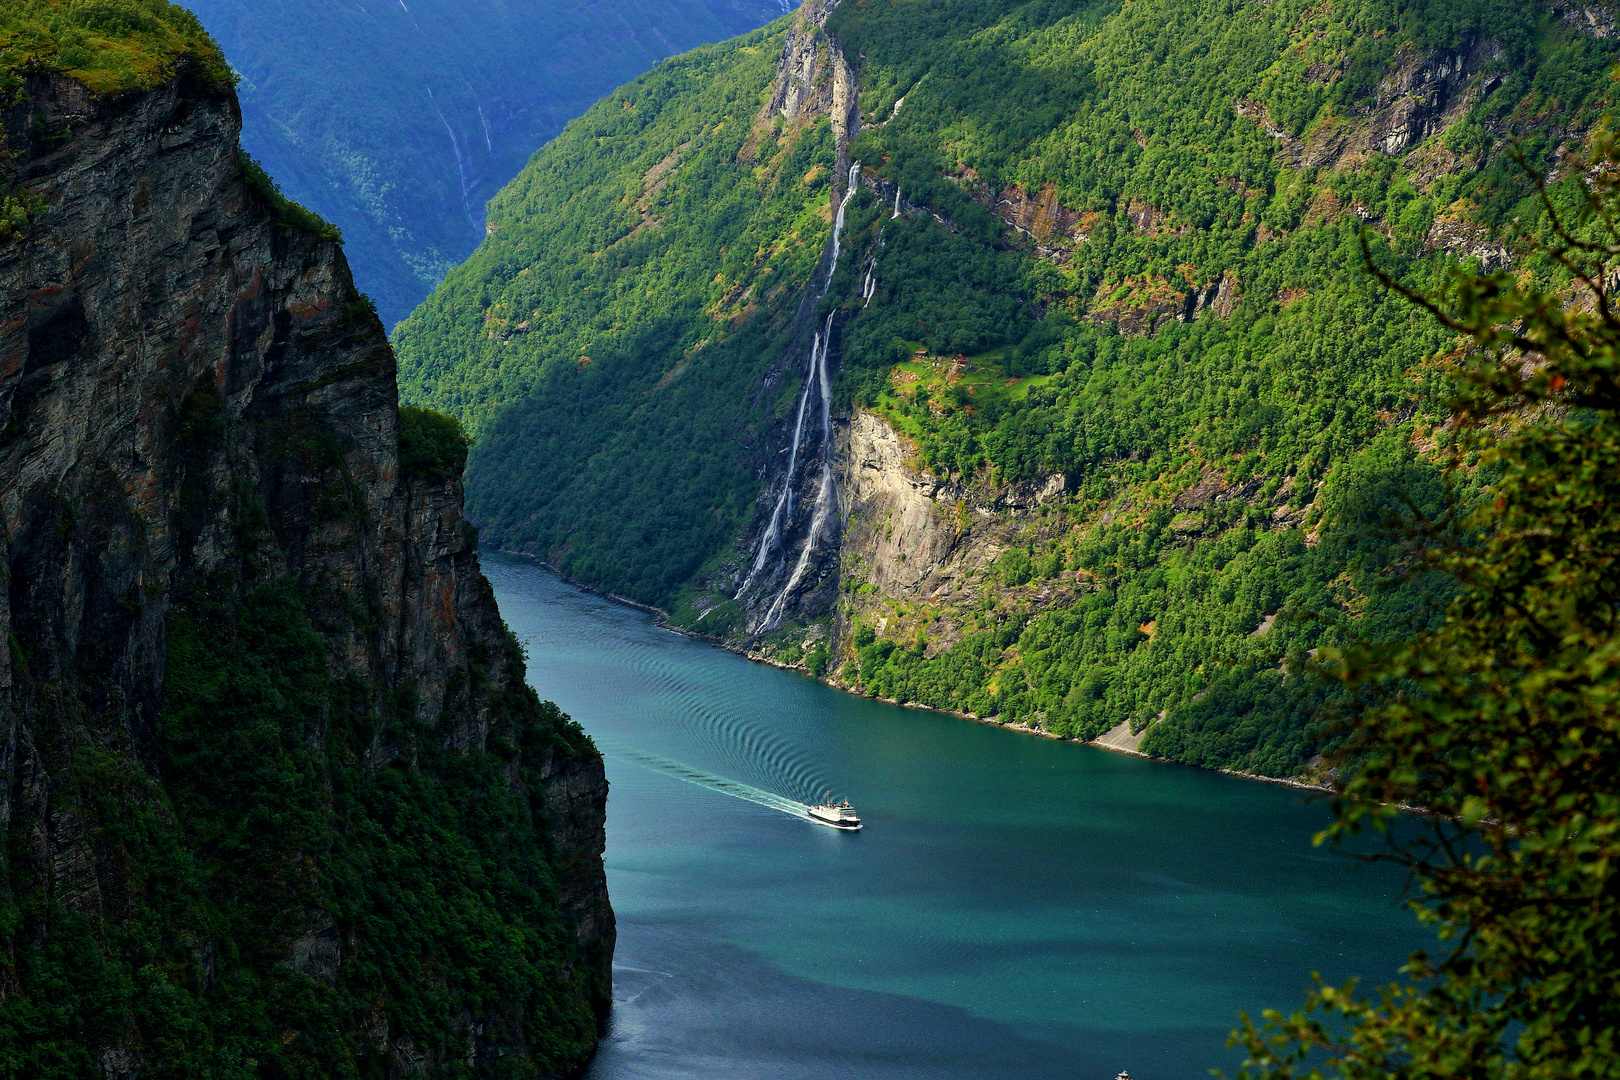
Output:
396 0 1620 774
398 404 471 481
395 20 835 601
1235 138 1620 1080
0 584 598 1079
0 182 43 241
188 0 786 325
821 0 1614 771
0 0 230 93
846 428 1454 773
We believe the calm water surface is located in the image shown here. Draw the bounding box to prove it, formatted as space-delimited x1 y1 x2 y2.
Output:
484 553 1424 1080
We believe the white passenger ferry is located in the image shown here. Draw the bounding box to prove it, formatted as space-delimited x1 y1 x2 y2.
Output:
807 794 862 830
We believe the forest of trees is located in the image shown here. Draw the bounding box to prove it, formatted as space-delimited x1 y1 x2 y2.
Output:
1236 131 1620 1080
394 0 1620 775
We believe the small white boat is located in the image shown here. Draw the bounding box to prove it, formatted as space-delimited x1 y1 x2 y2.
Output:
807 793 862 830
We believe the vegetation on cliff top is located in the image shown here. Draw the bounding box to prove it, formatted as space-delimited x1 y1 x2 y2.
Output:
394 0 1620 775
399 404 471 481
238 150 342 243
0 0 231 94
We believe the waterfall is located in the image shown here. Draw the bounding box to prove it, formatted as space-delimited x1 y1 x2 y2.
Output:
762 311 837 627
740 164 862 627
759 309 837 624
893 186 902 219
762 462 834 628
816 310 834 443
738 330 822 593
825 163 860 286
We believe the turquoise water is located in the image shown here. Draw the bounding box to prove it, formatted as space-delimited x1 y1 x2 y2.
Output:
484 553 1424 1080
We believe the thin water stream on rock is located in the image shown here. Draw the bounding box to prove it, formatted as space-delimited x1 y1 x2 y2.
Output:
743 163 861 626
485 553 1425 1080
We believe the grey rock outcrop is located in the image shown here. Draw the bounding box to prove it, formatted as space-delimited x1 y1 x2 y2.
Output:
1548 1 1617 39
755 0 857 145
837 410 1070 642
1234 37 1505 170
745 0 858 183
1366 38 1505 156
0 64 610 1075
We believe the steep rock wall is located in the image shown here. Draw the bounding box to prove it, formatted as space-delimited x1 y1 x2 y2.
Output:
834 410 1073 658
0 66 609 1077
748 0 858 178
841 411 967 598
730 0 862 631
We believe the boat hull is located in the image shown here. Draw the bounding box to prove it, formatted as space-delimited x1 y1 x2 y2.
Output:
807 814 862 830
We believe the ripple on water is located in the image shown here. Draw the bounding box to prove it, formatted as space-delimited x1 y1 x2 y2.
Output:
481 552 1427 1080
498 563 832 806
593 739 813 821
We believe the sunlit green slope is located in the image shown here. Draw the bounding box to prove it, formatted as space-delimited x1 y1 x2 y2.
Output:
395 0 1620 775
395 18 837 601
0 0 229 91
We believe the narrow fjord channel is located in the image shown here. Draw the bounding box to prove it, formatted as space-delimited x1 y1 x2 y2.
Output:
484 553 1424 1080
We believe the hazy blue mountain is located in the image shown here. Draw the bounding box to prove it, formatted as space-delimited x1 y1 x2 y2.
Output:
189 0 789 325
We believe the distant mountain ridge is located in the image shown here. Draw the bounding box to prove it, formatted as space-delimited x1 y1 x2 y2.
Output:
395 0 1620 778
189 0 789 325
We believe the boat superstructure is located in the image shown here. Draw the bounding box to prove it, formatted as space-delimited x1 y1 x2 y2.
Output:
807 793 862 830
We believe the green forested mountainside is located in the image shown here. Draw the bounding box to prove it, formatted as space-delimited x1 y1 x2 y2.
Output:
1242 141 1620 1080
395 0 1620 775
0 0 228 92
188 0 789 326
396 19 832 601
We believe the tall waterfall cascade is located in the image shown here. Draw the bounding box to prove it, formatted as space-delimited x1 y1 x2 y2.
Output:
739 163 864 629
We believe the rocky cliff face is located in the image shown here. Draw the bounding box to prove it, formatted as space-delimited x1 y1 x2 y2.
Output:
831 410 1076 663
746 0 857 172
0 65 610 1077
840 410 1065 606
728 0 861 632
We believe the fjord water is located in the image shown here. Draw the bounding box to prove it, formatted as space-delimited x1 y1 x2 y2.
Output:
484 553 1423 1080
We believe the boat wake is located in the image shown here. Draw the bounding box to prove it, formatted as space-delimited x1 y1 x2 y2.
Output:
599 741 813 821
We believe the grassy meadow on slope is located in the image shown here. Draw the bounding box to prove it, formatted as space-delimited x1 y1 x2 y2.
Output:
396 0 1620 775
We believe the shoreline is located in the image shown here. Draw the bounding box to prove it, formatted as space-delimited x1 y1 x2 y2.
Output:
488 545 1335 797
